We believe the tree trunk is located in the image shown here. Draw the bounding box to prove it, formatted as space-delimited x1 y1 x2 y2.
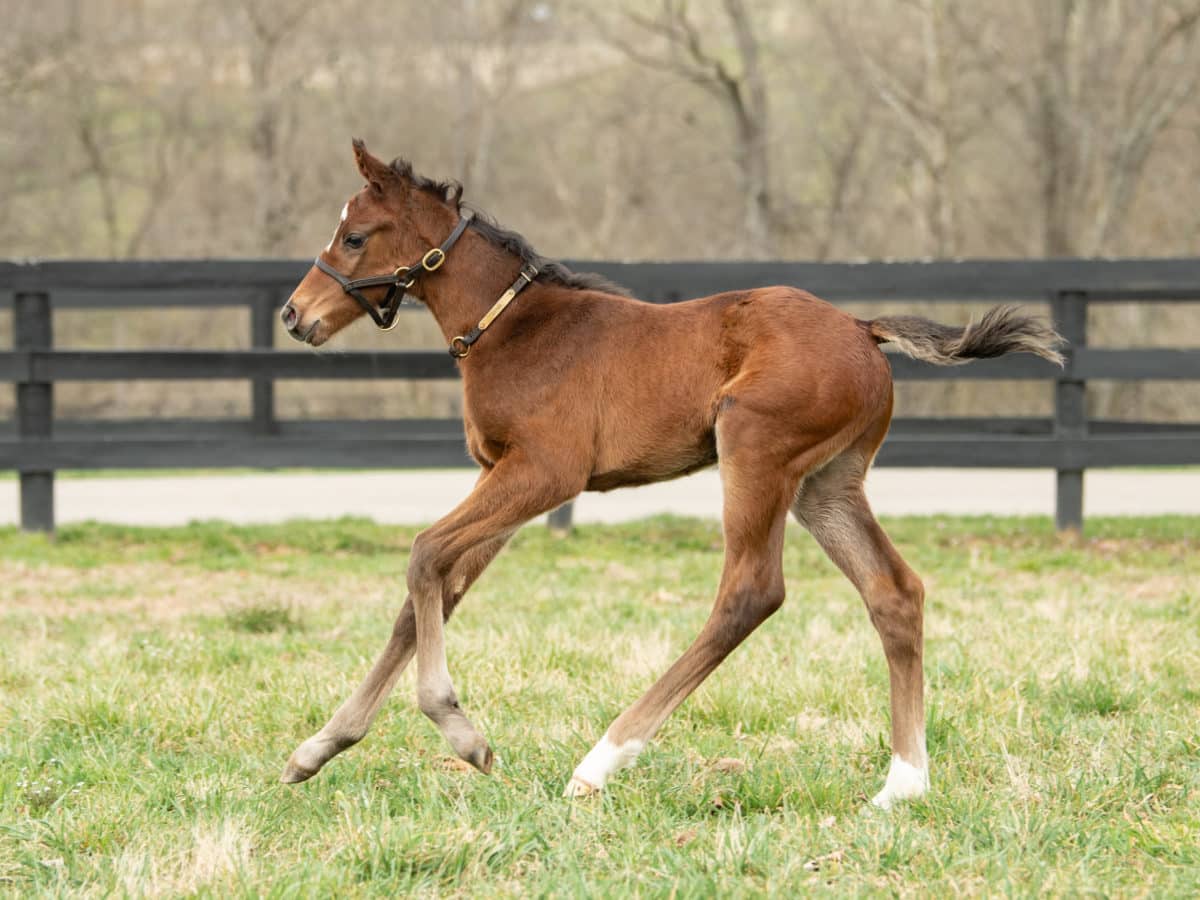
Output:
726 0 771 258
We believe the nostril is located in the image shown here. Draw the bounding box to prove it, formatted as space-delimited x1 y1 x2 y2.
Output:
281 303 298 329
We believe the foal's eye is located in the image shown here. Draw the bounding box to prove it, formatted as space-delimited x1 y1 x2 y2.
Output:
343 233 366 250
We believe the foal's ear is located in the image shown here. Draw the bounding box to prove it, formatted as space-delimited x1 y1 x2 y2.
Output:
352 138 395 194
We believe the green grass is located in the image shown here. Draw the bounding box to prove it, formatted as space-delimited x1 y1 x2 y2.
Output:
1 515 1197 896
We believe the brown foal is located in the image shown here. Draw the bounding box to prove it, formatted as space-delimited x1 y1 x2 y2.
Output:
279 141 1063 807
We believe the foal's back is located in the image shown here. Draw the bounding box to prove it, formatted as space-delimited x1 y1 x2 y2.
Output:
467 284 892 491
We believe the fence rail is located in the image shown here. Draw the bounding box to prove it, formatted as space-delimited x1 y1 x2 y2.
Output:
2 257 1199 533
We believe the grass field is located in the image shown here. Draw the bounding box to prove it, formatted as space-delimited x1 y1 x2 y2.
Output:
1 515 1197 896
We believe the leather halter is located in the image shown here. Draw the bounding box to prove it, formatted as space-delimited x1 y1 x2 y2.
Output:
319 206 544 357
448 261 539 359
313 211 474 330
312 207 540 357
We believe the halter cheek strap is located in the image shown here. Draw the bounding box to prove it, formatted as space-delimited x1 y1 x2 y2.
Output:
313 210 474 330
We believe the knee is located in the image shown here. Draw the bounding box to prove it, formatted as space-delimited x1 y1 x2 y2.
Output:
724 581 785 634
891 567 924 609
751 583 786 631
760 582 787 621
407 531 445 594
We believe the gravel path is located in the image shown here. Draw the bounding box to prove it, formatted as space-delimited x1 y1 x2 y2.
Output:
2 468 1196 526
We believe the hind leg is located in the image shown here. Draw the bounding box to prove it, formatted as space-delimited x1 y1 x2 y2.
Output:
564 403 843 796
566 465 795 795
793 449 928 809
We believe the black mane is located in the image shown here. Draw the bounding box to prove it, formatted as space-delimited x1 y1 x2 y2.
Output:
389 158 631 298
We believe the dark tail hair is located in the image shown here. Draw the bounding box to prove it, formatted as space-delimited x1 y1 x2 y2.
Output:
867 305 1065 366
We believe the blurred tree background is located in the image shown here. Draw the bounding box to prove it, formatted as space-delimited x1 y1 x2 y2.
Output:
2 0 1198 424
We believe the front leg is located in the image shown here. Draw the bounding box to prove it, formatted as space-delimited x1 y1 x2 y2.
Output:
281 536 507 783
406 452 582 771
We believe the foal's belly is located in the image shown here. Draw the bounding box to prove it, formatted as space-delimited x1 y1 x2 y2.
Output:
585 432 718 492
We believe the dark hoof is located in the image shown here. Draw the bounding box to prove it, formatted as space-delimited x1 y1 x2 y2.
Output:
280 756 317 784
468 744 494 775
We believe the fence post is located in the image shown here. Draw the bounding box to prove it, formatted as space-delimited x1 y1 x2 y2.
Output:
15 291 54 532
1052 290 1087 533
251 292 277 435
547 501 574 535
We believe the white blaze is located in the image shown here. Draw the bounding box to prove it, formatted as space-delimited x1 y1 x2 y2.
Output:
324 203 350 252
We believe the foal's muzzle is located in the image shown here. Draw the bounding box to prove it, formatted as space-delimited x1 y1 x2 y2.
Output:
280 301 319 343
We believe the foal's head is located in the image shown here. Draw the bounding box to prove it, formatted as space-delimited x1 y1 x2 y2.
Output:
282 140 462 346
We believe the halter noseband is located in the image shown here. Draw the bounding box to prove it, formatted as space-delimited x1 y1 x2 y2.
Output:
313 210 475 330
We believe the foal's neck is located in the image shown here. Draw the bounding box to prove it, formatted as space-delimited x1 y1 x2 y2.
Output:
419 228 530 346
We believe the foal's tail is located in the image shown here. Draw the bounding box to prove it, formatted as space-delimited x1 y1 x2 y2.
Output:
867 305 1065 366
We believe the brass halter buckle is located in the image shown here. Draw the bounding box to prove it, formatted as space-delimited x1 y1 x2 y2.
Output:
448 336 471 358
422 248 446 272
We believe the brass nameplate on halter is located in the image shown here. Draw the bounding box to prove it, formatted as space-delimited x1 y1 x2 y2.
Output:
478 289 517 330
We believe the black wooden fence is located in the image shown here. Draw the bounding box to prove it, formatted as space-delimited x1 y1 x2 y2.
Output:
2 257 1198 533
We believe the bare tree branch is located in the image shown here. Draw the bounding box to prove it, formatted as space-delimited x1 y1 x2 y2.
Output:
603 0 773 256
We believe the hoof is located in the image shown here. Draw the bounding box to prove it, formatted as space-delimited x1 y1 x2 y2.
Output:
563 776 601 799
466 743 494 775
280 755 318 784
870 755 929 810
